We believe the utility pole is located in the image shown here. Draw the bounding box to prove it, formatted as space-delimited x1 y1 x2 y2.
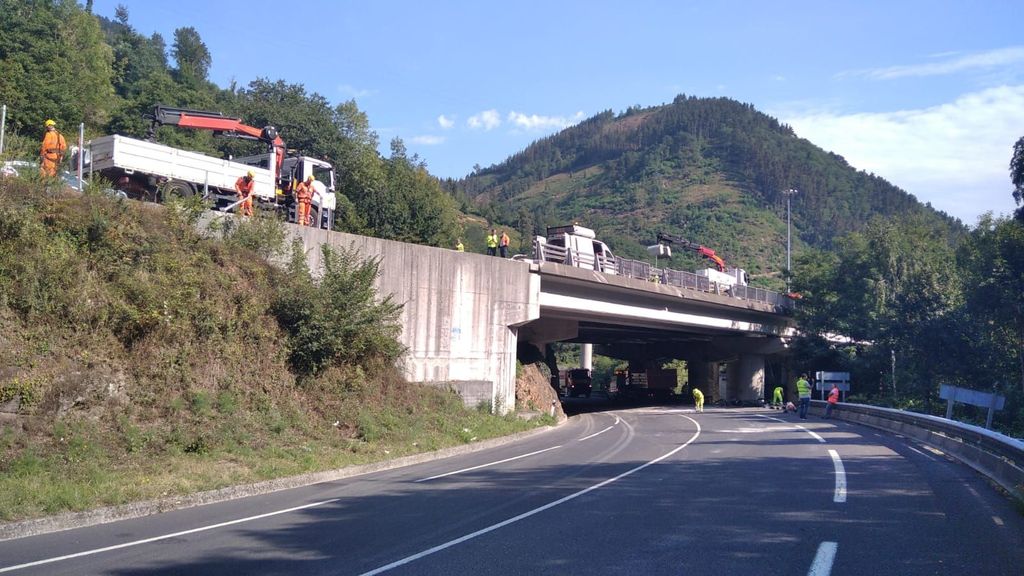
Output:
783 189 798 292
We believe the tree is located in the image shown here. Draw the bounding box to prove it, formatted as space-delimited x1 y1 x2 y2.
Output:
171 26 211 86
0 0 114 132
958 215 1024 393
794 214 962 405
1012 136 1024 220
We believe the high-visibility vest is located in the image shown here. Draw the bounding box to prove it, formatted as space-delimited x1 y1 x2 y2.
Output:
796 378 811 398
486 234 498 248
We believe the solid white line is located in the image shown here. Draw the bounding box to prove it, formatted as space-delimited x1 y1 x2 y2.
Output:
414 445 562 483
755 414 826 443
904 444 936 460
807 541 838 576
0 499 340 574
578 424 615 442
359 415 702 576
828 449 847 503
796 425 826 443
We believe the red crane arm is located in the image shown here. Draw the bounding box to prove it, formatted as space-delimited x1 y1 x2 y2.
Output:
697 246 726 272
148 105 285 174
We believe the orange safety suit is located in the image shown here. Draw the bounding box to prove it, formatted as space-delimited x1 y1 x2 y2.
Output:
294 180 313 226
39 129 67 178
235 176 254 216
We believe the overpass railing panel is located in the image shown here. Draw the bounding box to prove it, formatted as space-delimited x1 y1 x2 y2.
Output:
561 254 792 310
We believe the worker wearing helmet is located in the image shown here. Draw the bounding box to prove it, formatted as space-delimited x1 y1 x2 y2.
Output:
294 174 315 226
235 170 255 216
39 119 67 178
692 387 704 413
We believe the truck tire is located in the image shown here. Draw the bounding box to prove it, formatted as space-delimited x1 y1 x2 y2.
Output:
161 180 194 201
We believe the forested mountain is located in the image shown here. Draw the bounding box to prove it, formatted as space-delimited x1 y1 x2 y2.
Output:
460 96 964 287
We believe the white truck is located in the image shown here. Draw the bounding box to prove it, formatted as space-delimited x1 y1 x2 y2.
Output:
85 105 338 229
532 224 618 274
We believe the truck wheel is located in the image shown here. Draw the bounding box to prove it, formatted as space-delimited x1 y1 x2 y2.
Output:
161 180 194 201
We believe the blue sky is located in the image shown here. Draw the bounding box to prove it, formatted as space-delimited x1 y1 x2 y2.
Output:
92 0 1023 224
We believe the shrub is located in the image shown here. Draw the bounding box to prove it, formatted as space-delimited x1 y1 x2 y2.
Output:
272 244 405 376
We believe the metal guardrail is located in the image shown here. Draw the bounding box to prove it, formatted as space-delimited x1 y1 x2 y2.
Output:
812 400 1024 501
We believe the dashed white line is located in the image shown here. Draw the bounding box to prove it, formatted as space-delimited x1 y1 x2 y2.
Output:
359 415 703 576
0 499 340 574
415 445 562 483
828 449 847 503
807 541 838 576
993 516 1004 526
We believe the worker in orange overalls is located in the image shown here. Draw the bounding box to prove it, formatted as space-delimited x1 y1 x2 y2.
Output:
234 170 255 216
499 230 510 258
39 119 67 178
294 174 315 226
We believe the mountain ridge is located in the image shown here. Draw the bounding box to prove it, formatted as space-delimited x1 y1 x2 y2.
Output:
460 96 964 288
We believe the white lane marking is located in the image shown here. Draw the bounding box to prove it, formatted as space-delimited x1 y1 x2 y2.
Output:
578 415 620 442
807 541 838 576
904 444 937 461
993 516 1004 526
415 445 563 483
756 415 826 443
0 499 340 574
828 449 847 503
359 415 703 576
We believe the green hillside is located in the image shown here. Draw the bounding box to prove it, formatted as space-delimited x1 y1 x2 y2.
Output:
461 96 965 289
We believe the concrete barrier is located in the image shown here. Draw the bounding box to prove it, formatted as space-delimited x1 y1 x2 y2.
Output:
810 400 1024 502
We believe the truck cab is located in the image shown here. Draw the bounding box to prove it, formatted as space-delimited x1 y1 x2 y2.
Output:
534 224 618 274
563 368 593 398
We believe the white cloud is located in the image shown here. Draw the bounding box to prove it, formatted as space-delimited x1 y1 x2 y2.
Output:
506 110 585 131
839 46 1024 80
467 109 501 130
337 84 375 98
776 85 1024 224
409 135 445 145
437 114 455 129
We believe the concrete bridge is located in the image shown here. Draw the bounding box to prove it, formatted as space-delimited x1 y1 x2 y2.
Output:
288 226 796 412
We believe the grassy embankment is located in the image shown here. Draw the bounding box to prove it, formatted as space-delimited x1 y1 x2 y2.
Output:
0 177 551 522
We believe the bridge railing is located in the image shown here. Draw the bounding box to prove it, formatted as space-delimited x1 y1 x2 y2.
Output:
611 256 792 309
813 400 1024 501
530 246 792 309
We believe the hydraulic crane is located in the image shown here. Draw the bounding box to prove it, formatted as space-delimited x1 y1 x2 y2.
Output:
655 231 727 272
145 105 286 178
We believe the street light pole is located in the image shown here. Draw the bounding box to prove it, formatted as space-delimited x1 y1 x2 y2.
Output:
783 188 798 292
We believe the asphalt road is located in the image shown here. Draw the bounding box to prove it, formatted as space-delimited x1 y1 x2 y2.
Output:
1 406 1021 575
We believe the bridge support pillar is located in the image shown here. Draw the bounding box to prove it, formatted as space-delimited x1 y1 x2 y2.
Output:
735 354 766 405
687 361 719 402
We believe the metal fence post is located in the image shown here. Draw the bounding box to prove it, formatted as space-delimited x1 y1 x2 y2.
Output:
78 122 84 191
0 104 6 156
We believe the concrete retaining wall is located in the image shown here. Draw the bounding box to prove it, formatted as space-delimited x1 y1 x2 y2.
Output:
289 226 539 412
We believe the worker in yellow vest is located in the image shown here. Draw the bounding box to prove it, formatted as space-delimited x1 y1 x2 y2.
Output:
692 388 704 412
486 229 498 256
796 373 811 419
